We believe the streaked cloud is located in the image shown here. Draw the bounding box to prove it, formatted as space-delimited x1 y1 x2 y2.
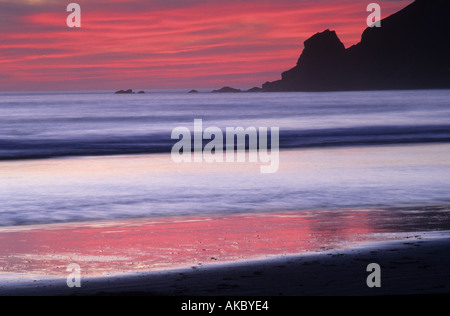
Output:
0 0 413 91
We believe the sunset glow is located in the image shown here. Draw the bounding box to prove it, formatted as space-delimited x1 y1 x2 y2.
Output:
1 0 412 91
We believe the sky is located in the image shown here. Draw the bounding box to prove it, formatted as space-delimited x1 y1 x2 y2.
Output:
0 0 413 92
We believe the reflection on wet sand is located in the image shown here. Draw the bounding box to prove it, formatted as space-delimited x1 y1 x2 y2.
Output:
1 205 449 278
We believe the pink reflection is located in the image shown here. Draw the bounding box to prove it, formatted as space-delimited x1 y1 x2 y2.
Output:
0 210 392 278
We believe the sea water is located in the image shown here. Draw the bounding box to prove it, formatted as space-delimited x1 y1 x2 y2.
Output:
0 89 449 227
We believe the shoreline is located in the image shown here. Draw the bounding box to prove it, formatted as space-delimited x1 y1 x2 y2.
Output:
1 232 449 296
1 208 450 296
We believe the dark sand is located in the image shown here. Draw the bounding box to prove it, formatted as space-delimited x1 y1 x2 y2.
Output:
1 233 449 296
0 209 450 296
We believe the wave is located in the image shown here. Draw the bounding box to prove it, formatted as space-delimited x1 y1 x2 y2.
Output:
1 124 449 161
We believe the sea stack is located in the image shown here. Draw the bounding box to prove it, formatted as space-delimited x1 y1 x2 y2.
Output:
212 87 242 93
115 89 134 94
263 0 450 92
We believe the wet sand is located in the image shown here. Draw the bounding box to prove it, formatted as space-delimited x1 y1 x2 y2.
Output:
1 233 450 296
1 208 450 296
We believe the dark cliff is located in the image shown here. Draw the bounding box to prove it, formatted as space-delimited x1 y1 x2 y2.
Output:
262 0 450 92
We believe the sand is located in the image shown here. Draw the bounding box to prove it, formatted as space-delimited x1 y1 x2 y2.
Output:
1 233 449 296
1 210 450 296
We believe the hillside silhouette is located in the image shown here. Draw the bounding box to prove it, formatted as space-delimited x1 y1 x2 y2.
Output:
262 0 450 92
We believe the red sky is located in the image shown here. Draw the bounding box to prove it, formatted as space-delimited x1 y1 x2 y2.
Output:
0 0 412 92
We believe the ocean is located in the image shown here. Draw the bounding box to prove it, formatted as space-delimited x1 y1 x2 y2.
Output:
0 89 450 227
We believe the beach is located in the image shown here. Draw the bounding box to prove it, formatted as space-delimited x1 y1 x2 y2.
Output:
1 90 450 296
1 208 450 296
2 0 450 299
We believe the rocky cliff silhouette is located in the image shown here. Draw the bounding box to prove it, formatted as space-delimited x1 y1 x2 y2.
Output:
262 0 450 92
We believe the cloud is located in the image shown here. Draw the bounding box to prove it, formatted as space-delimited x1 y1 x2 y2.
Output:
0 0 413 91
